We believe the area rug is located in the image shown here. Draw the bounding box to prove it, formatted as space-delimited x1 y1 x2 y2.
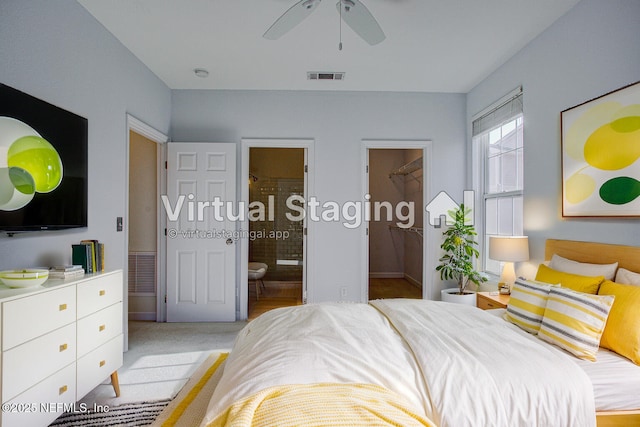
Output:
49 399 171 426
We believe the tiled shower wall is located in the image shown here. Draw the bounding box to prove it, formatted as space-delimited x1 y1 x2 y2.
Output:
249 178 304 281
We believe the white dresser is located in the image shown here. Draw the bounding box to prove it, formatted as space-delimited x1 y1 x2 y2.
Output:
0 270 123 427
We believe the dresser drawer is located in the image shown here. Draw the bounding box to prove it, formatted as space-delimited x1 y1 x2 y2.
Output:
2 286 76 350
3 323 76 401
77 273 123 318
77 302 123 357
77 334 123 398
2 362 76 427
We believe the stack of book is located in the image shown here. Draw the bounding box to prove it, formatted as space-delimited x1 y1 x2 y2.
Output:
49 265 85 280
71 239 105 273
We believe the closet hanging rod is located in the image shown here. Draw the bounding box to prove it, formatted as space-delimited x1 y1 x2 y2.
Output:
389 156 423 178
389 225 423 237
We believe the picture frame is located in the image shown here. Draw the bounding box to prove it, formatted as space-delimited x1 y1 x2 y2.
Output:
561 81 640 217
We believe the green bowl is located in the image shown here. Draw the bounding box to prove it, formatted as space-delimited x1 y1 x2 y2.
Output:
0 269 49 288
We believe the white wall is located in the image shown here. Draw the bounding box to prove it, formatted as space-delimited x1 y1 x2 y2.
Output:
467 0 640 275
171 90 466 302
0 0 171 275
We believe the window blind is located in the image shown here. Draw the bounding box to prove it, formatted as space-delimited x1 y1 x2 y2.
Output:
473 90 523 136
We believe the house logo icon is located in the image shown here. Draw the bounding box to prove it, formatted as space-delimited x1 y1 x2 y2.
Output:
425 190 474 228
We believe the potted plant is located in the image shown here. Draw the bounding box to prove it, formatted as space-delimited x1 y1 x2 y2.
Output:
436 204 487 305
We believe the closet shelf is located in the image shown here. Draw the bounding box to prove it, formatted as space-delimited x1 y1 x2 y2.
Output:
389 225 423 238
389 157 423 182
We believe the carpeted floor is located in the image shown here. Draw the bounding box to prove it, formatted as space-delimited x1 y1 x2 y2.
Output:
70 321 245 414
48 321 244 426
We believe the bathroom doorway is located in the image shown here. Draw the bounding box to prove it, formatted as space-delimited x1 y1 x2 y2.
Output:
247 147 306 319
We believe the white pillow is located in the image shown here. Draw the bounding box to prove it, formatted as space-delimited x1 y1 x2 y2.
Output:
549 254 618 281
615 267 640 286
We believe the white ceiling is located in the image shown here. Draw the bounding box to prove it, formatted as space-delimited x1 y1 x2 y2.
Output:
77 0 580 93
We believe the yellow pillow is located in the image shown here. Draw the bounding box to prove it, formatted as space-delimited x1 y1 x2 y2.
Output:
598 280 640 365
535 264 604 294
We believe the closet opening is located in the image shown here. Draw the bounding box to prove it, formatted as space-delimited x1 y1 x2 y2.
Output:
368 149 424 300
247 147 305 319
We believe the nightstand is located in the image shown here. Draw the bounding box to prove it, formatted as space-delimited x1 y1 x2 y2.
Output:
477 291 510 310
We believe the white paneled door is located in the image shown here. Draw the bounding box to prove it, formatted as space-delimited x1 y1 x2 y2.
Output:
166 143 236 321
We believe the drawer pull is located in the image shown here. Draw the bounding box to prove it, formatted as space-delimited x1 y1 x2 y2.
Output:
100 360 106 367
99 324 106 332
59 343 68 352
59 303 67 311
99 289 106 296
59 385 68 395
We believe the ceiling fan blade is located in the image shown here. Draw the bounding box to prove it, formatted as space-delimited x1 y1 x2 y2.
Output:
264 0 322 40
336 0 385 45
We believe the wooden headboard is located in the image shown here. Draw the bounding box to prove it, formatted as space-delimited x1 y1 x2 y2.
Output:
545 239 640 273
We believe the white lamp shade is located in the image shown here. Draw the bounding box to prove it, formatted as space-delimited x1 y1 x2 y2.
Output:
489 236 529 262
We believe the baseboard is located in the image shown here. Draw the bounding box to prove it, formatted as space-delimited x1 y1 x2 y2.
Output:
403 273 422 289
369 272 404 279
128 312 156 321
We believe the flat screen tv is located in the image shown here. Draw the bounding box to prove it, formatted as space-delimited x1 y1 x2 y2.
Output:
0 83 88 233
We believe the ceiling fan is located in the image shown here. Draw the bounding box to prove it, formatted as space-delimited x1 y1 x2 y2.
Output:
263 0 386 46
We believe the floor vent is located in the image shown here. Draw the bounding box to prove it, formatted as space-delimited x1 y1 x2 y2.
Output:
307 71 345 81
128 252 156 294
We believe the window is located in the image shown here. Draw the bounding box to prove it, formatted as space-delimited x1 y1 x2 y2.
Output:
473 90 524 275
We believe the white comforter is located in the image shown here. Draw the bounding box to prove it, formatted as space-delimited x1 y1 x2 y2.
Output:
201 300 596 427
371 299 596 427
201 303 431 425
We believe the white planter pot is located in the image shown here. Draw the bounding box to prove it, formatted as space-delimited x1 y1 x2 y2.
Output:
441 288 477 306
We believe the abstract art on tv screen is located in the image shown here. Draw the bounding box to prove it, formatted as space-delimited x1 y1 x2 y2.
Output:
561 81 640 217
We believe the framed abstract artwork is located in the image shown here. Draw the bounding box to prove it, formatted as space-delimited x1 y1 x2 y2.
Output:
561 81 640 217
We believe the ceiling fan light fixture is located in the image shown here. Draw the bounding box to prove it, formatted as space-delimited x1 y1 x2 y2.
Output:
341 0 355 12
264 0 385 46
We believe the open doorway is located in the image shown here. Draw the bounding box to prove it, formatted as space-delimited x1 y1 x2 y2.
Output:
367 148 424 300
124 115 168 348
247 147 305 319
127 130 159 321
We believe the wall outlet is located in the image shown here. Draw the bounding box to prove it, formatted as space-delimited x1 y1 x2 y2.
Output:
340 286 348 298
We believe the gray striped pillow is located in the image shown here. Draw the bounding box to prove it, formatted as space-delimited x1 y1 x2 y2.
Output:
504 279 555 334
538 287 614 361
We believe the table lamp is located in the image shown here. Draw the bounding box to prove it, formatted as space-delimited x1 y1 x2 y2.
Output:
489 236 529 291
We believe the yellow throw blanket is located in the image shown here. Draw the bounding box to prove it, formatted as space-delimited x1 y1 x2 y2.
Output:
207 383 435 427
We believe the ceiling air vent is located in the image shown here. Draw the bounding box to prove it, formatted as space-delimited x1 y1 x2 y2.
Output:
307 72 345 81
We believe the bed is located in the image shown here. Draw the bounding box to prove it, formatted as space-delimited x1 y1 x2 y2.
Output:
544 239 640 427
174 239 640 427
